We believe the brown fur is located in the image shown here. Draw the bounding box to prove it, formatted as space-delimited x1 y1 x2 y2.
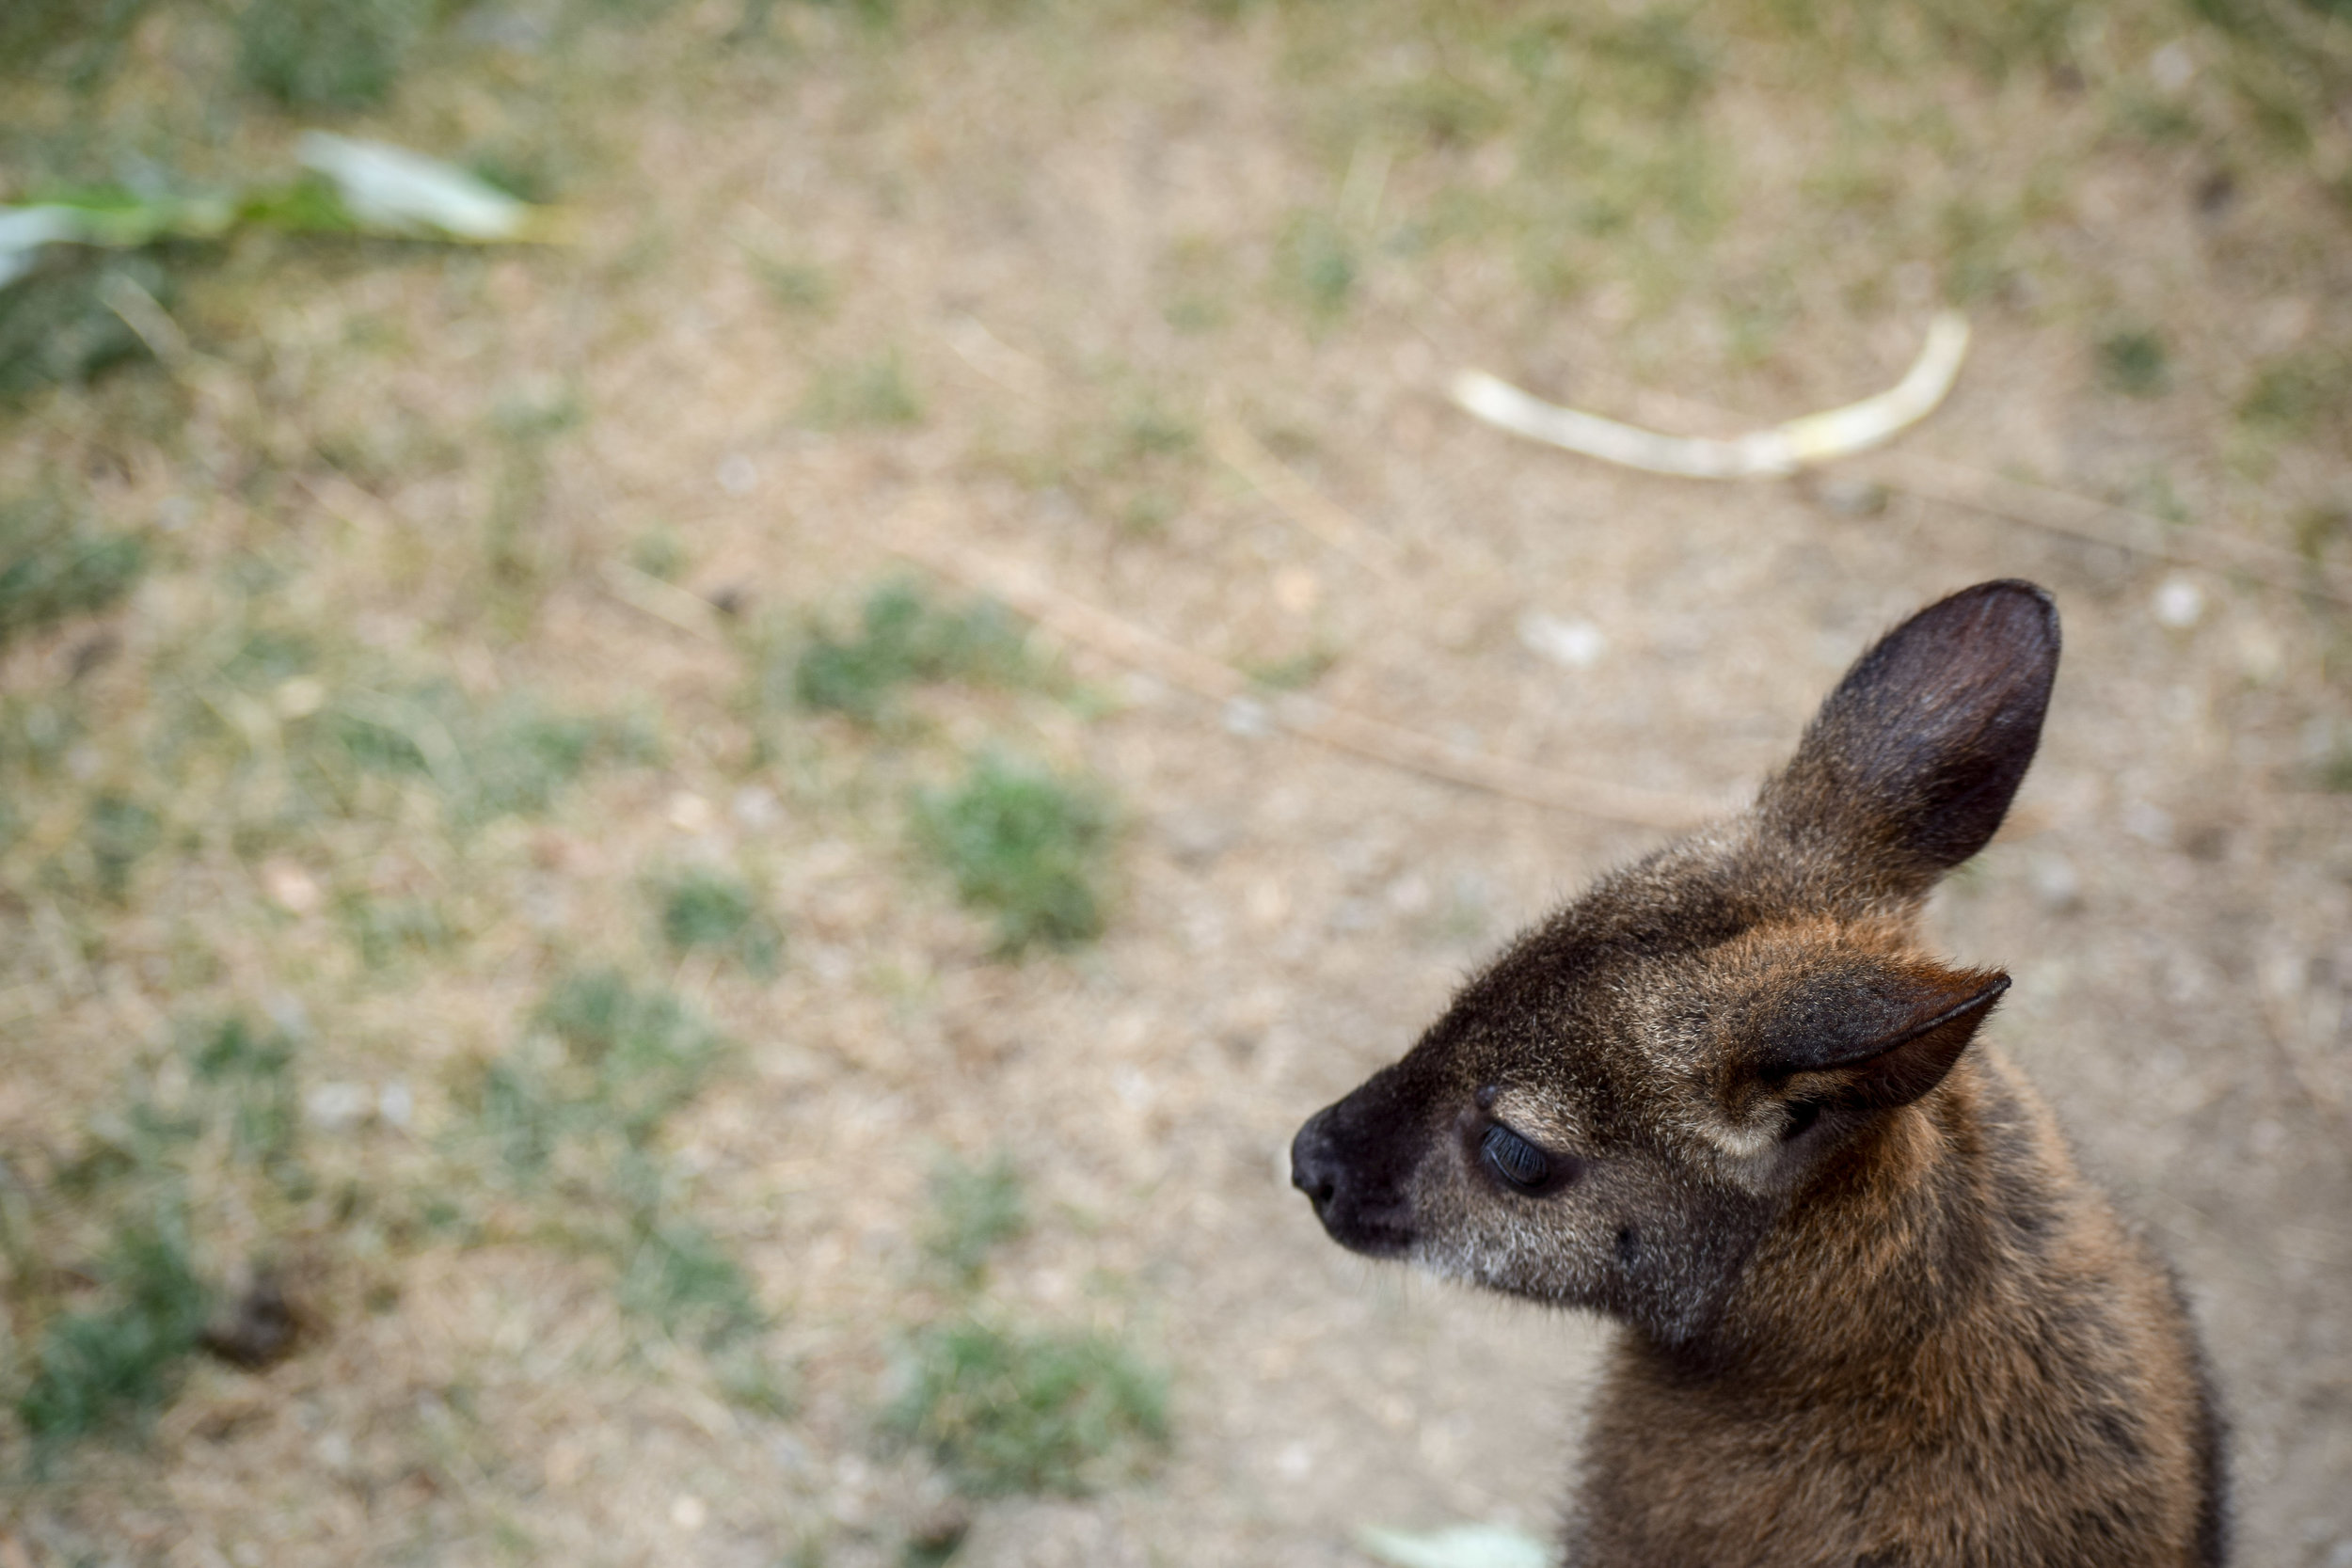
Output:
1292 582 2226 1567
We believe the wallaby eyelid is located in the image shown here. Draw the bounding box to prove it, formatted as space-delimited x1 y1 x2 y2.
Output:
1475 1085 1584 1149
1464 1113 1585 1197
1481 1123 1550 1190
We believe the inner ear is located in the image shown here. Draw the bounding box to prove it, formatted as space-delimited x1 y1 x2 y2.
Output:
1763 967 2010 1116
1761 580 2059 893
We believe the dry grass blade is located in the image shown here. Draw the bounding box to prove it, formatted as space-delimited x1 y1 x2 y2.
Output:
884 517 1710 830
943 315 1057 404
1450 342 2347 607
1205 400 1405 579
93 272 190 368
1452 313 1970 479
1847 450 2352 609
598 560 725 641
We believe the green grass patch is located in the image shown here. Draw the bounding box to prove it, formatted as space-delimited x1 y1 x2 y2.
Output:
652 866 782 974
136 619 654 847
461 972 779 1402
914 754 1112 955
234 0 436 110
1937 194 2023 305
629 527 689 583
617 1210 768 1353
188 1016 302 1173
885 1317 1169 1497
753 255 837 314
2317 746 2352 794
17 1212 209 1446
1243 646 1339 692
339 893 454 970
0 490 147 652
1116 398 1198 460
787 578 1038 723
61 1016 301 1199
982 390 1207 537
1275 211 1357 323
313 684 659 828
803 349 924 429
469 969 727 1178
2239 348 2352 438
922 1150 1027 1281
523 967 726 1153
2294 505 2348 565
1562 8 1717 117
11 1009 315 1449
2097 328 2170 397
1908 0 2079 80
82 792 162 905
0 256 177 401
0 0 156 87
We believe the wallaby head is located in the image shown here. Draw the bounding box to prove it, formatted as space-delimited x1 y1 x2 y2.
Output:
1291 580 2058 1343
1295 579 2227 1566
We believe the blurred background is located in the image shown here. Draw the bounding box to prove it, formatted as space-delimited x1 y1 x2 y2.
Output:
3 1 2349 1563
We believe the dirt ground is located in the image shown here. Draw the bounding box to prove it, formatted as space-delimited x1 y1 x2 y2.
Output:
4 2 2350 1564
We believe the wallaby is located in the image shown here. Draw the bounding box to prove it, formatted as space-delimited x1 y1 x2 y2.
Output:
1292 581 2226 1567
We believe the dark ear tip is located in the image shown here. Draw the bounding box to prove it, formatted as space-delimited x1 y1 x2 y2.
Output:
1936 579 2061 656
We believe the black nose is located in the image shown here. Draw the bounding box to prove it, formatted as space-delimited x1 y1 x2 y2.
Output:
1290 1097 1416 1258
1291 1114 1340 1211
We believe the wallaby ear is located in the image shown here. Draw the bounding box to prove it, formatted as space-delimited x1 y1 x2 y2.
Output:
1751 962 2010 1118
1761 580 2059 891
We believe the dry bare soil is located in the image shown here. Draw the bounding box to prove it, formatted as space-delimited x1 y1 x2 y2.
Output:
3 2 2350 1564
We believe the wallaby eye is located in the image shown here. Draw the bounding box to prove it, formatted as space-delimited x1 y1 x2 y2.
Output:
1481 1122 1550 1191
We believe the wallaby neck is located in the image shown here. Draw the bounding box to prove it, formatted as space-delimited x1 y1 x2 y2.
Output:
1637 1053 2054 1394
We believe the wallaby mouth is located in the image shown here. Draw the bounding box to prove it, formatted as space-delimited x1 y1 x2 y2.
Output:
1291 1101 1419 1258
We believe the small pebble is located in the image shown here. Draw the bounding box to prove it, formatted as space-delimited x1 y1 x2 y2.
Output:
265 993 311 1038
1273 566 1322 615
262 859 323 914
307 1082 372 1133
2027 853 2081 913
2153 575 2204 628
2149 40 2194 93
1518 610 1607 671
1385 873 1434 915
731 784 782 831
